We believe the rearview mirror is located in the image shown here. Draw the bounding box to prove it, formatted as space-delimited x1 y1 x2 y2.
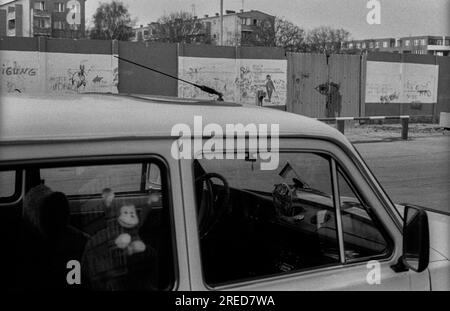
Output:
402 205 429 273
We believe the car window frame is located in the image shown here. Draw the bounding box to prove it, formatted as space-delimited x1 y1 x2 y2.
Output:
193 147 395 289
1 154 180 291
335 164 394 265
0 169 23 205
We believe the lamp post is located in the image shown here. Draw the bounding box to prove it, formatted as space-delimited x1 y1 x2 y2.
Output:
220 0 223 45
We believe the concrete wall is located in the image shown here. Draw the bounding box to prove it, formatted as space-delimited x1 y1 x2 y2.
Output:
365 52 445 119
1 36 449 120
118 41 178 96
178 44 287 105
0 36 118 94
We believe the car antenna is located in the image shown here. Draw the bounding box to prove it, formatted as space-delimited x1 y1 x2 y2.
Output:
114 56 224 101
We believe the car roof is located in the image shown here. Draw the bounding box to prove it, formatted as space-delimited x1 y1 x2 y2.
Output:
0 93 349 146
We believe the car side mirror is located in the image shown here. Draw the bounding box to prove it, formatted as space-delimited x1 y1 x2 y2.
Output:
402 205 430 273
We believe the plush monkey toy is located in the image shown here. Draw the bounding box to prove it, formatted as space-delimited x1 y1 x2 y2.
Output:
114 204 146 255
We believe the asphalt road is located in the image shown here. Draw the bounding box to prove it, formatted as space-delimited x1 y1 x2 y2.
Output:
354 135 450 214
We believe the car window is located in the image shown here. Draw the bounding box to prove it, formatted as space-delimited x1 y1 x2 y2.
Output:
337 168 389 260
41 164 143 195
13 160 175 291
0 170 15 199
195 152 341 287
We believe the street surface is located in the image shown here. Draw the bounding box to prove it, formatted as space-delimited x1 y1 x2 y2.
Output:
355 136 449 213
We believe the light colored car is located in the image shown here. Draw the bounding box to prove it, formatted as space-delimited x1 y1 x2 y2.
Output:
0 93 448 291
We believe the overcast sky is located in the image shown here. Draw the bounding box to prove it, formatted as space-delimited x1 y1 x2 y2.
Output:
85 0 449 40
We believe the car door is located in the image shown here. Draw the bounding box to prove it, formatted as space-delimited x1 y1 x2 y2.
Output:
181 137 430 290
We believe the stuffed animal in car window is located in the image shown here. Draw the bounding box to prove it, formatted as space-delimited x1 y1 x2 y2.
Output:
115 204 146 255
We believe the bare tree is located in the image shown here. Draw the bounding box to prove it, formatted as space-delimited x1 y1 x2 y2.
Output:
274 17 306 52
153 11 209 44
90 1 134 41
247 17 307 51
241 17 276 47
305 26 350 54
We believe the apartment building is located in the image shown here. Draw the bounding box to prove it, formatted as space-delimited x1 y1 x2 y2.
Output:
343 35 450 56
0 0 85 38
132 9 275 47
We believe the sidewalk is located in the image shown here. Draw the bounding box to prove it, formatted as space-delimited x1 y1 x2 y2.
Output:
326 123 450 143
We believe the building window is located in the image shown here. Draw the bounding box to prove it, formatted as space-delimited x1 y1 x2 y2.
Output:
420 39 426 45
375 41 379 48
404 40 410 47
361 42 366 49
34 18 50 28
34 1 46 11
8 19 15 30
7 6 15 13
383 41 388 48
348 43 353 49
53 21 63 29
436 39 443 45
368 42 374 48
55 3 65 12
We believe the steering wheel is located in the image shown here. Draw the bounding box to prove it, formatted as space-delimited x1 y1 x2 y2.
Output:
195 173 230 239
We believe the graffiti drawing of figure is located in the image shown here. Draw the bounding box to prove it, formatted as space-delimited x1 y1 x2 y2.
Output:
265 75 276 102
315 82 342 118
70 64 88 91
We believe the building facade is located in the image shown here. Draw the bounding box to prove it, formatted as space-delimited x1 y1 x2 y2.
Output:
0 0 85 38
132 9 275 47
343 35 450 56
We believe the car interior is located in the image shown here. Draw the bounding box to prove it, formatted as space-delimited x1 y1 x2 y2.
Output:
2 161 174 291
193 157 388 287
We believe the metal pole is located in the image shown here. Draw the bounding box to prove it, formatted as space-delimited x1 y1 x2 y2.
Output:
220 0 223 46
401 117 409 140
337 119 345 134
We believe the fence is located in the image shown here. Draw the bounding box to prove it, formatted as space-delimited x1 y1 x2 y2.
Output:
1 36 449 120
286 53 363 118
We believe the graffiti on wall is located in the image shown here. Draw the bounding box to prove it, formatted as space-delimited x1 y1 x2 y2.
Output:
0 50 118 95
365 61 438 104
0 51 41 93
178 57 287 106
47 53 119 94
315 82 342 118
178 57 237 101
236 59 287 106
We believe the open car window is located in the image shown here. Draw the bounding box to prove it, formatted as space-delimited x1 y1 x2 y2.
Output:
195 152 341 286
194 151 391 287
